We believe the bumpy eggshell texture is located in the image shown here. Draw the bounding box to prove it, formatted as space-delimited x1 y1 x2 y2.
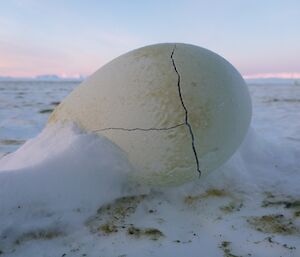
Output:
48 43 251 186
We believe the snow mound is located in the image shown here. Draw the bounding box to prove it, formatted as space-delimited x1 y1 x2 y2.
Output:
0 123 300 257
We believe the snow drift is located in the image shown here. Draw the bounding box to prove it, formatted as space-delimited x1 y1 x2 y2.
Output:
0 120 299 257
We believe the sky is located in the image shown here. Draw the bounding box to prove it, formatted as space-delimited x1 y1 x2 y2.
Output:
0 0 299 78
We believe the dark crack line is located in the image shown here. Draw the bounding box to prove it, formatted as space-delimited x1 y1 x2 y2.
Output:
171 45 201 176
92 123 185 132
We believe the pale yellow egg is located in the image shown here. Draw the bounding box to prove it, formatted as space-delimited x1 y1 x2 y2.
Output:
48 43 252 186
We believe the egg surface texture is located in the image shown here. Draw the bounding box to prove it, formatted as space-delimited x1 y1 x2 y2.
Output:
49 43 252 186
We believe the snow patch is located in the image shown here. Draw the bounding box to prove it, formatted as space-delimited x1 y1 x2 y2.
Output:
0 122 300 256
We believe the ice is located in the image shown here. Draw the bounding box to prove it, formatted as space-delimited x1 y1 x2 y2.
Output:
0 80 79 155
249 83 300 148
0 81 299 257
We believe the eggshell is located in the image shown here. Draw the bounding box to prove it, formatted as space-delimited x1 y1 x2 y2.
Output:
48 43 252 186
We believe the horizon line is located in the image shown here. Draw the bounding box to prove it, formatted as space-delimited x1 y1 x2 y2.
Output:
0 72 300 80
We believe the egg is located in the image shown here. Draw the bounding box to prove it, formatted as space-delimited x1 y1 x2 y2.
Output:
48 43 252 186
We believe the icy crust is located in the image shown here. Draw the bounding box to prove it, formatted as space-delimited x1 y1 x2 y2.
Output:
0 124 300 257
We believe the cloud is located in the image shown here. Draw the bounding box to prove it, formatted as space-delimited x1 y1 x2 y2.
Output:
243 72 300 79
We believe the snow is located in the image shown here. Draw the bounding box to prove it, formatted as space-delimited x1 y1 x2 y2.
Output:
0 80 78 155
0 82 300 257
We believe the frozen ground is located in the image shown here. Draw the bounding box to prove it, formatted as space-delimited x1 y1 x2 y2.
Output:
0 81 79 156
0 81 299 257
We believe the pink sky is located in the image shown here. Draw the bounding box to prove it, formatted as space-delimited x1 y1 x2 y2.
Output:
243 72 300 79
1 1 299 79
1 51 299 79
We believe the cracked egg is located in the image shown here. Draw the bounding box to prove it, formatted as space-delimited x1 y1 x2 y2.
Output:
48 43 252 186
